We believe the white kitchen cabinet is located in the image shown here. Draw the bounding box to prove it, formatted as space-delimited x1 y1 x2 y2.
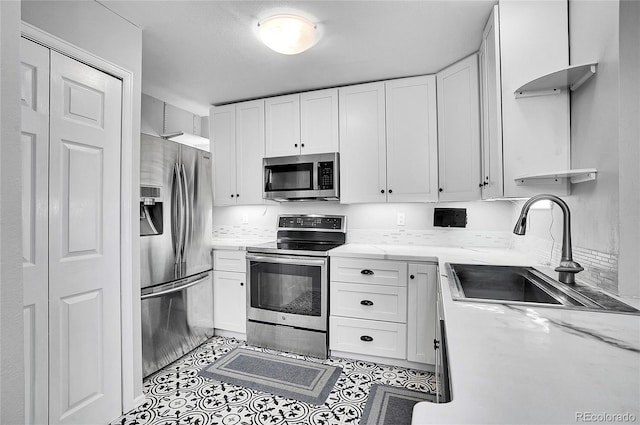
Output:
386 76 439 202
481 1 570 198
265 89 339 157
407 263 437 365
339 77 438 204
329 256 437 367
265 94 300 157
479 5 504 200
211 100 265 206
437 54 482 201
213 250 247 335
300 89 339 154
338 82 387 203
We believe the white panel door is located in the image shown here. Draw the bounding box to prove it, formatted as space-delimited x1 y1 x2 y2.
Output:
437 54 482 201
235 100 265 205
407 263 437 365
211 105 237 206
213 271 247 334
300 88 339 154
265 94 300 157
20 37 50 425
385 76 439 202
48 51 122 424
338 82 387 204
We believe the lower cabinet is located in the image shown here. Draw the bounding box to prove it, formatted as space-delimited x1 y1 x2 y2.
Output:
213 250 247 335
329 257 437 367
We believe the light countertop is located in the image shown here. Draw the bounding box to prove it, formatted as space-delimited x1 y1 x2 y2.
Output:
329 244 640 424
211 238 272 251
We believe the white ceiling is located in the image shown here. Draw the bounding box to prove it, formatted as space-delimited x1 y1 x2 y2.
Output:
100 0 496 116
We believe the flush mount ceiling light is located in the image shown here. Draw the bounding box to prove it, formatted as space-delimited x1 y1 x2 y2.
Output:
257 14 320 55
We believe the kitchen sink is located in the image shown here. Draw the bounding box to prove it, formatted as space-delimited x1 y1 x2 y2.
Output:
447 263 639 314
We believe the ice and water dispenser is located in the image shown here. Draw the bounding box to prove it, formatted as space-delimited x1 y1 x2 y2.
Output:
140 186 163 236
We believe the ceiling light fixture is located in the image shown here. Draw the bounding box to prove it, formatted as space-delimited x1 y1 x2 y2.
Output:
257 14 319 55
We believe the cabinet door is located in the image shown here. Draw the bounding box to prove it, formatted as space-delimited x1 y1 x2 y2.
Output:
265 94 300 157
339 82 387 203
437 54 481 201
21 37 49 425
386 76 439 202
407 263 437 365
480 5 504 199
211 105 237 206
235 100 265 205
213 271 247 334
300 88 339 154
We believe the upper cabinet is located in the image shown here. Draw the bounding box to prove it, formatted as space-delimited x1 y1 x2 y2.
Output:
481 0 571 198
436 54 481 202
211 100 265 206
339 76 439 204
265 88 339 157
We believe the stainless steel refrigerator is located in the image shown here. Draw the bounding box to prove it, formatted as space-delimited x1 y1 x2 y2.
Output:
139 133 213 377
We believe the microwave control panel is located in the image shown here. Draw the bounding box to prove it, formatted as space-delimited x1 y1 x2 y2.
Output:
318 162 334 190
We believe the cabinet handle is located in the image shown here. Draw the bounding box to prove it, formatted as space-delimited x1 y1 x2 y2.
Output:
360 269 374 275
236 193 240 197
360 335 374 342
294 143 298 148
479 183 484 188
301 143 305 147
380 189 385 194
483 182 488 187
230 194 234 198
410 274 415 279
434 339 440 350
439 188 443 192
388 189 393 194
240 282 244 286
360 300 374 306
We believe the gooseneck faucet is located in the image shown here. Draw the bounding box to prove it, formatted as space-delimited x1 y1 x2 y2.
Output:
513 194 584 284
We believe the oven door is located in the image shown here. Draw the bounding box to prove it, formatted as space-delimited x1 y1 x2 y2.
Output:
246 253 328 331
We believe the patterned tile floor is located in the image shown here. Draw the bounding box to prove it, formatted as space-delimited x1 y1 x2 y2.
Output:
113 336 436 425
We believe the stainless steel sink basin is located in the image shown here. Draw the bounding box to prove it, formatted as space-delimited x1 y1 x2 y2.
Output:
447 263 639 314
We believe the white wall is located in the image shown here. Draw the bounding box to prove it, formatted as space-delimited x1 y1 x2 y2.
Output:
567 0 620 255
214 201 515 232
0 1 25 423
617 0 640 297
518 0 640 297
21 0 145 409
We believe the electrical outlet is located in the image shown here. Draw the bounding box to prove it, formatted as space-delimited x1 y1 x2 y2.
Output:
397 212 405 226
241 213 249 224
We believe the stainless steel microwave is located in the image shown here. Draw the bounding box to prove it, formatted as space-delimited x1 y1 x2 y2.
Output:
263 152 339 201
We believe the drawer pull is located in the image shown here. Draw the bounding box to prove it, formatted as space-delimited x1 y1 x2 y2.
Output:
360 335 374 342
360 300 374 306
360 269 374 275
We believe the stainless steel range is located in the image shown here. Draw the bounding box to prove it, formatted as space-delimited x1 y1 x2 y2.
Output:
246 214 346 359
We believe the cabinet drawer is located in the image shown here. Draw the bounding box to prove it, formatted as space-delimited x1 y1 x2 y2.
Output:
330 282 407 323
329 316 406 359
330 258 407 286
213 250 246 273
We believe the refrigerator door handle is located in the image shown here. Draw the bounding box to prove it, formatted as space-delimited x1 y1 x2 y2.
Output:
141 273 210 300
171 163 181 262
180 163 190 260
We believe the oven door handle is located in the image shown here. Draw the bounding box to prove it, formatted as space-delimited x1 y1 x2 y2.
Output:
246 253 327 267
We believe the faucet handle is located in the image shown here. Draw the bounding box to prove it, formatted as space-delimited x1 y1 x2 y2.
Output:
555 260 584 273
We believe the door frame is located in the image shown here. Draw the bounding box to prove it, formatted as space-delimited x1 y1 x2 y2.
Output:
21 22 143 413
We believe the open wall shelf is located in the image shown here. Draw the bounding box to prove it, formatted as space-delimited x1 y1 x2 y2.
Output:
514 63 598 98
515 168 598 185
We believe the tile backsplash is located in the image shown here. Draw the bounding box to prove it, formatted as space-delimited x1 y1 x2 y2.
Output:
512 234 618 294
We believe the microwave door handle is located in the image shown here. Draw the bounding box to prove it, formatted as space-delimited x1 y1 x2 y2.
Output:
314 162 319 190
